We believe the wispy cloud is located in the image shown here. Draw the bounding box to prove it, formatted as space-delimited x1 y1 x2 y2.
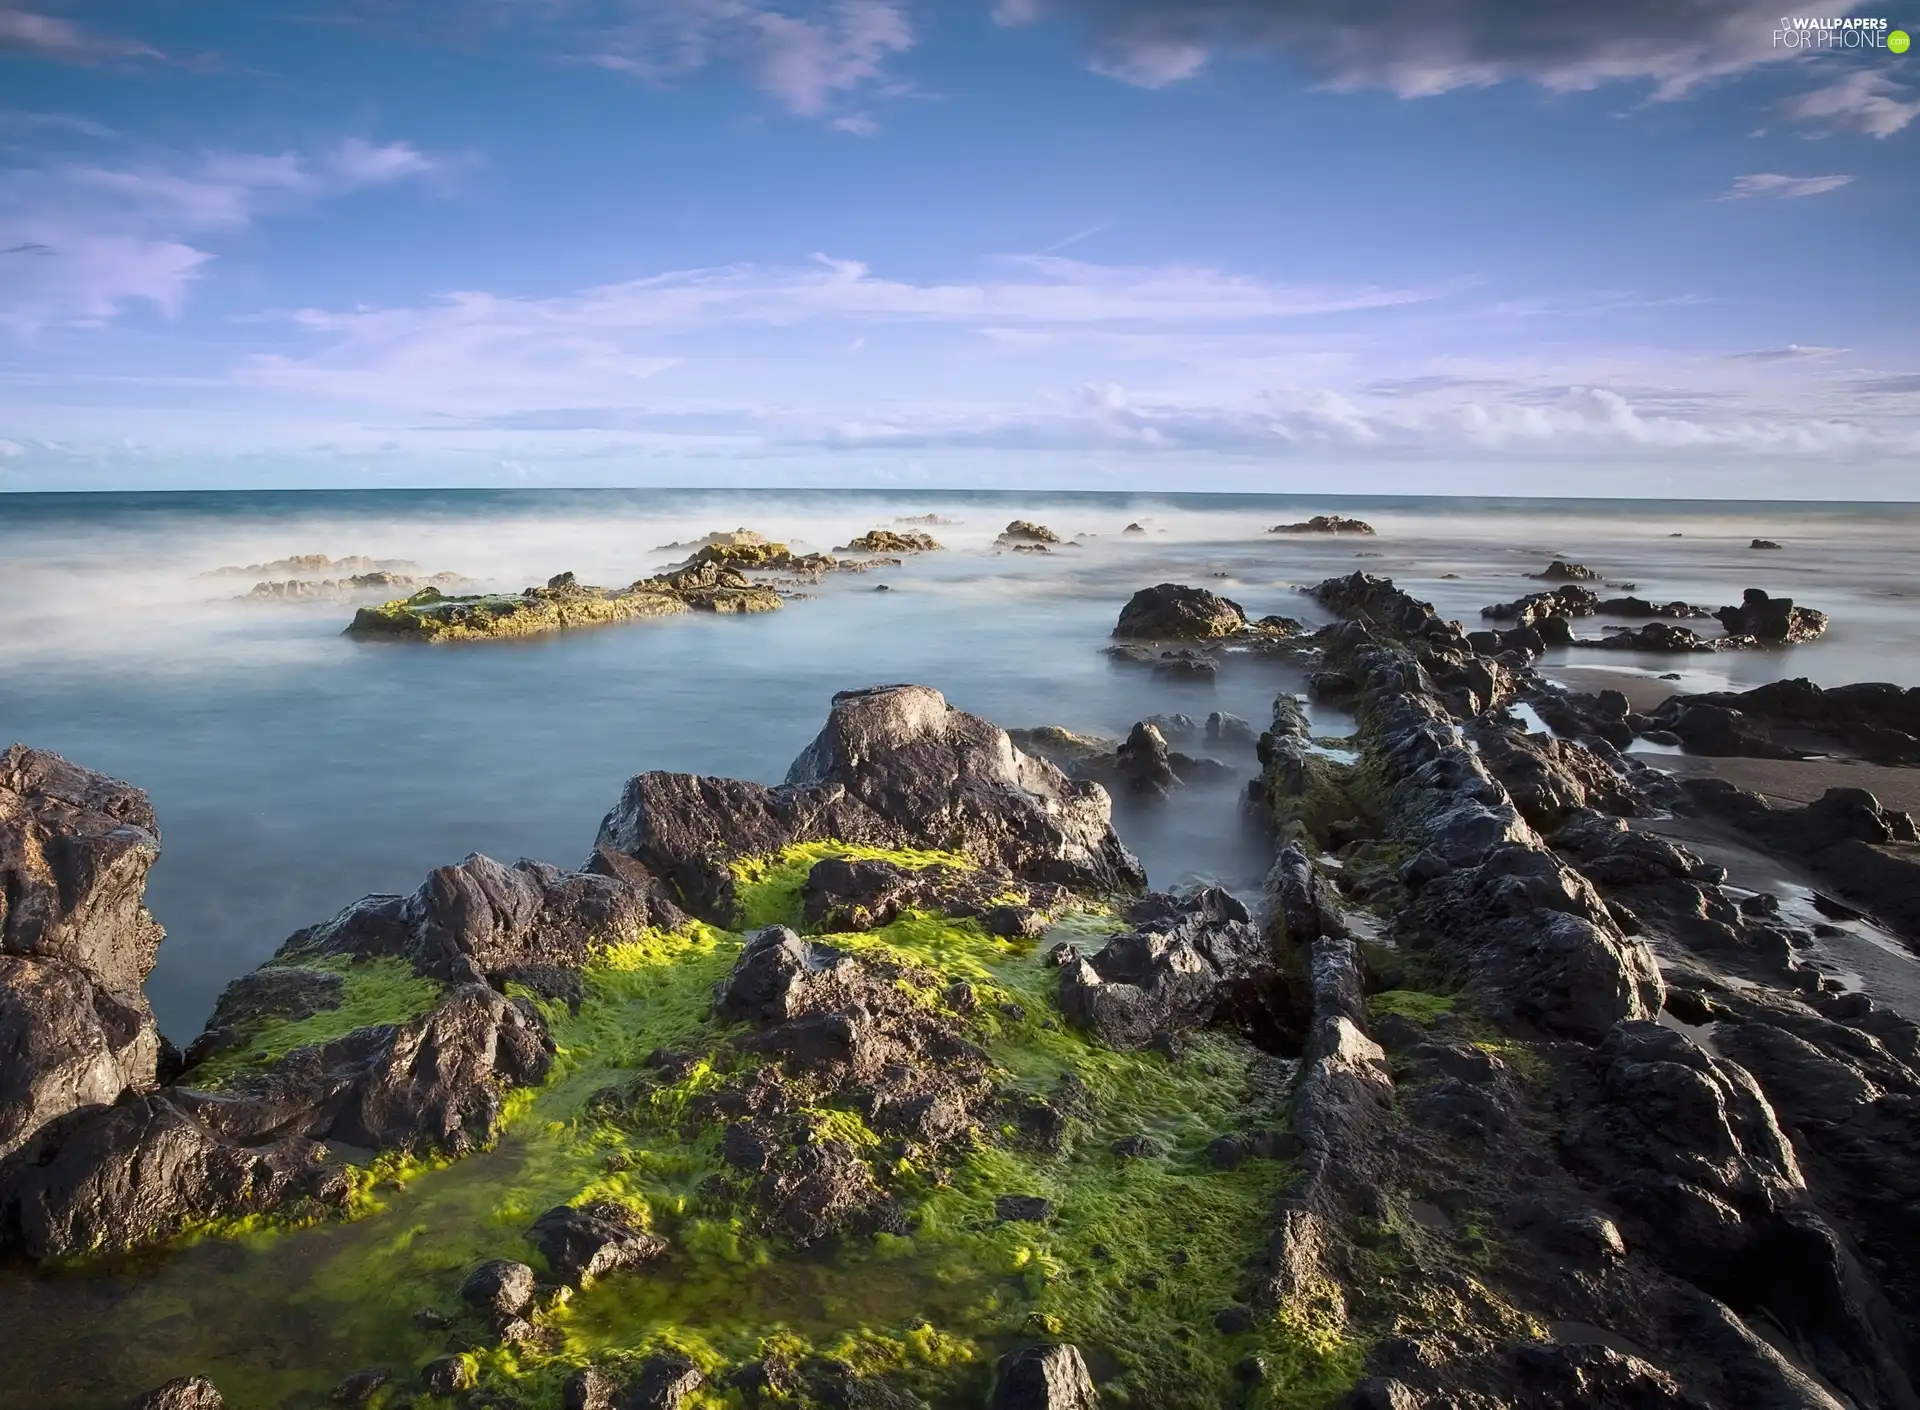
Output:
0 141 444 330
0 6 158 64
992 0 1818 100
1723 344 1843 362
1781 70 1920 138
581 0 914 124
1718 172 1852 200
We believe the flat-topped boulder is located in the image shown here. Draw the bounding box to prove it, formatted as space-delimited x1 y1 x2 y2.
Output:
1268 515 1374 535
599 684 1145 915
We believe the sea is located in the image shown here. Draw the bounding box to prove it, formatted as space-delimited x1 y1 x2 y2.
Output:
3 488 1918 1041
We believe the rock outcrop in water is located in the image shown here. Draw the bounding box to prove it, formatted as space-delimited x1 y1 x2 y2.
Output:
835 529 941 554
242 570 473 603
201 554 421 580
1643 677 1920 765
1268 515 1375 535
346 564 782 642
995 520 1061 546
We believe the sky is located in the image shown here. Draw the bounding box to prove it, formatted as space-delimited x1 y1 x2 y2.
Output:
1 0 1917 497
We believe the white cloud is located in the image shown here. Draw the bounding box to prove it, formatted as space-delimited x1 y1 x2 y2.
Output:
0 6 158 63
1781 71 1920 138
0 141 443 331
1718 172 1852 200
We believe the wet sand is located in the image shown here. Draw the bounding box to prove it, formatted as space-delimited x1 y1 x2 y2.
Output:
1649 753 1920 814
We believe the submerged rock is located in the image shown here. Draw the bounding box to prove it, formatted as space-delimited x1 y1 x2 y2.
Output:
600 684 1145 916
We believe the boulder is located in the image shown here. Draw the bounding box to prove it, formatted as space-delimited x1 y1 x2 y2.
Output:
997 521 1061 545
1713 589 1828 646
530 1200 667 1286
129 1377 225 1410
599 685 1145 916
1531 560 1600 581
990 1343 1100 1409
1112 584 1247 640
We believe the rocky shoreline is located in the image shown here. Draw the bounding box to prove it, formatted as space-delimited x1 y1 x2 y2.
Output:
3 559 1917 1409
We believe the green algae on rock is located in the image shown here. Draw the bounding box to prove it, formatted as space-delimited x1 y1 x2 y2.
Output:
345 565 781 642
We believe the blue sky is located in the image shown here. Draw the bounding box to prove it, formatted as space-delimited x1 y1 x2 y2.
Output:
2 0 1917 496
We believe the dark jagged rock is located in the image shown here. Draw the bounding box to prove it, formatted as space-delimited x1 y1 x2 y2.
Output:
1309 572 1521 717
799 857 1056 936
1582 622 1719 653
988 1342 1099 1408
1678 782 1920 941
628 1353 705 1410
275 847 685 984
1597 596 1711 620
530 1200 667 1286
330 1366 391 1404
421 1355 475 1396
1752 539 1783 550
1122 522 1146 535
1713 589 1827 646
1643 702 1805 759
1058 887 1275 1049
599 685 1145 917
1011 724 1235 794
1111 584 1247 640
458 1259 536 1321
1481 585 1598 630
1648 678 1920 764
1207 712 1257 747
1269 515 1375 535
129 1377 225 1410
1114 722 1180 795
562 1368 618 1410
1467 723 1644 831
1531 560 1600 581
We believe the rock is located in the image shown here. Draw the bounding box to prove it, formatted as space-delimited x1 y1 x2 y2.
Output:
530 1200 667 1286
1648 702 1803 760
989 1343 1099 1409
1752 539 1783 549
1469 724 1643 830
421 1355 475 1396
1531 560 1600 581
599 685 1145 917
562 1368 619 1410
1662 678 1919 764
1058 887 1269 1049
995 1194 1053 1222
275 847 685 984
1344 1377 1419 1410
1115 723 1180 795
1214 1306 1256 1334
1111 1134 1161 1158
1269 515 1374 535
330 1367 391 1404
1122 523 1146 535
0 745 168 1158
1597 596 1710 620
129 1377 225 1410
837 530 941 554
1581 623 1719 653
1206 712 1257 747
182 964 346 1067
1481 585 1598 629
1712 589 1828 646
997 521 1061 545
1151 651 1217 684
628 1354 705 1410
1112 584 1248 640
458 1259 536 1321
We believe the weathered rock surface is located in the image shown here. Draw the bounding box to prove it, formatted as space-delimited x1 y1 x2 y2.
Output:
600 685 1145 916
530 1200 667 1286
274 847 686 985
836 529 940 553
1531 559 1600 581
1650 678 1920 764
1058 887 1277 1049
1111 583 1247 640
1713 588 1827 646
996 521 1061 545
1 745 166 1160
129 1375 226 1409
989 1342 1100 1408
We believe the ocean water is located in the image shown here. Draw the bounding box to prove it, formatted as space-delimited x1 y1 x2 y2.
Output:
2 488 1917 1041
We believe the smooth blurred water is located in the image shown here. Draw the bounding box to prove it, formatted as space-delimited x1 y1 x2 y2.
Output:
2 488 1916 1040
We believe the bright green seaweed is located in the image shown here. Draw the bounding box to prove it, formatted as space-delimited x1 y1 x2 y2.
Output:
7 844 1360 1410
